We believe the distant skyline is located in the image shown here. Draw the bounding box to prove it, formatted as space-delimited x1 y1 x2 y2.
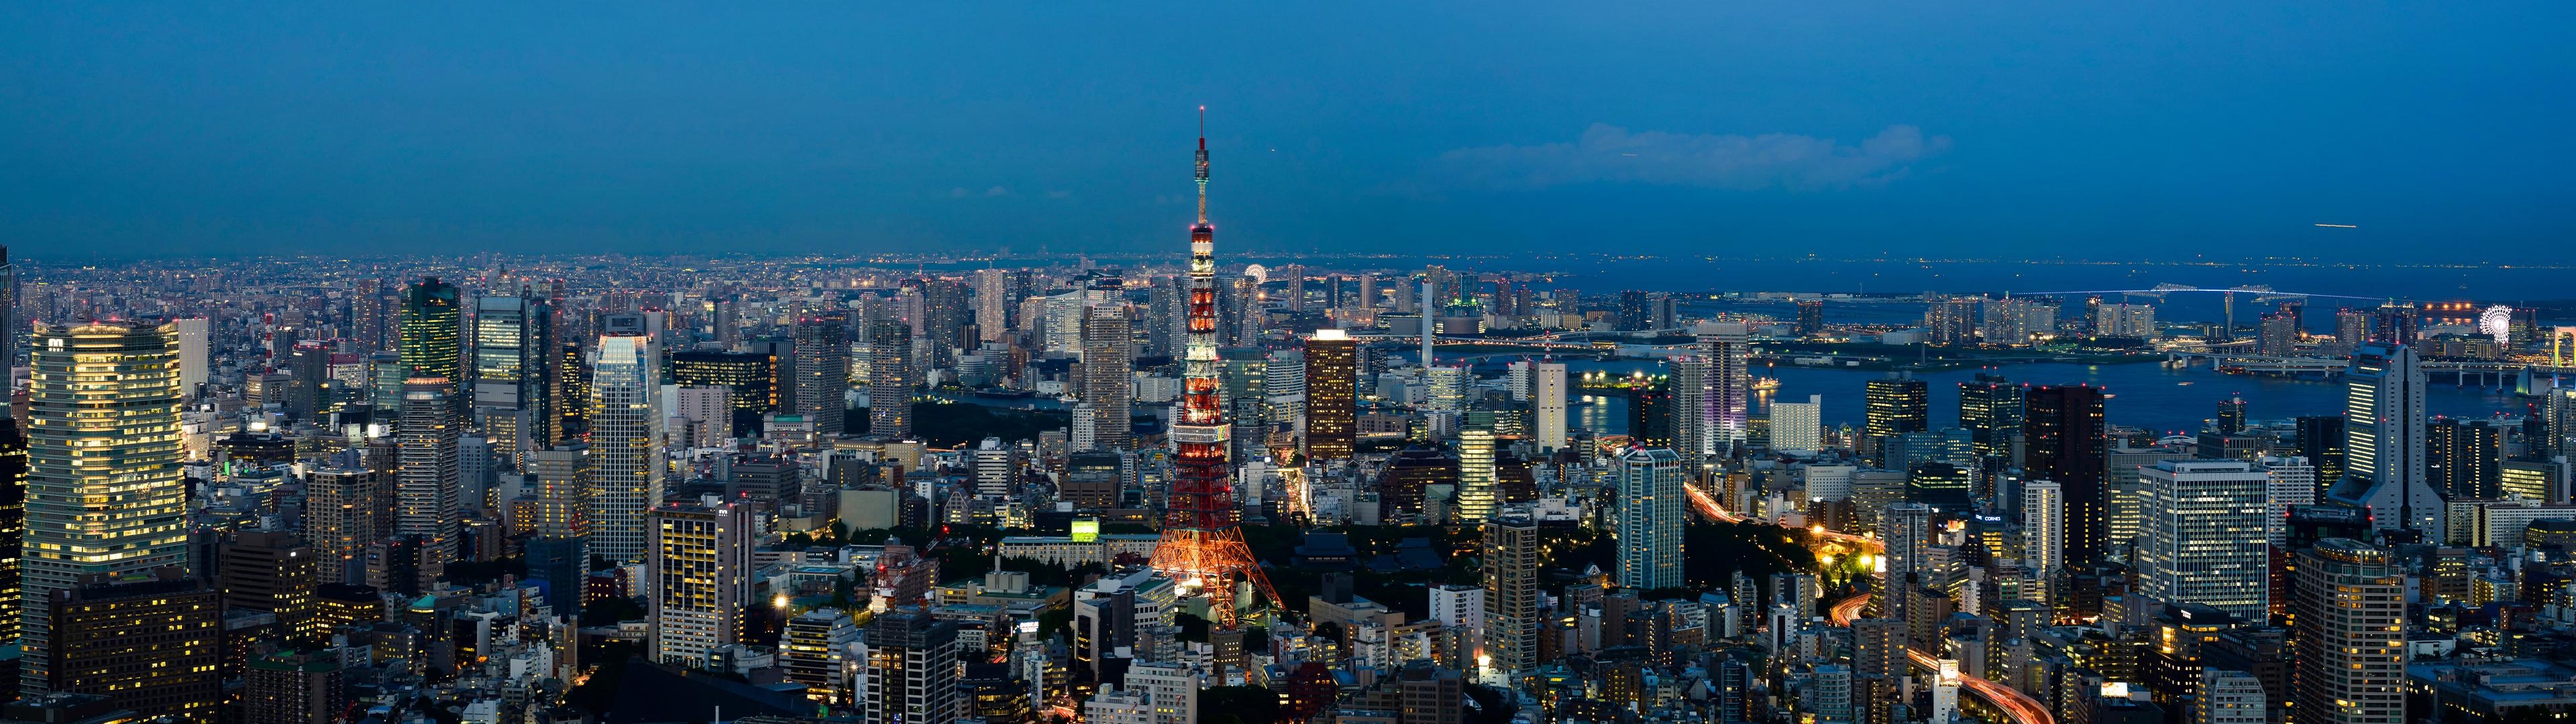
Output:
3 3 2569 260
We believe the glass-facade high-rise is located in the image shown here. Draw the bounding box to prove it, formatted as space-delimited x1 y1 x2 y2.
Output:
21 322 190 697
588 333 663 564
471 294 553 460
398 277 462 408
1615 447 1684 591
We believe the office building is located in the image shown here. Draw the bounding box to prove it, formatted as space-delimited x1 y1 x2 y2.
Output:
174 317 209 396
218 532 320 644
1771 395 1822 451
669 350 781 417
2342 343 2434 532
2136 461 2269 621
243 650 348 724
1864 375 1928 441
1535 362 1567 452
2196 669 2265 724
42 569 219 721
0 418 22 644
794 316 849 439
301 468 376 584
524 444 590 613
648 497 755 667
396 377 460 566
2292 540 2404 724
2026 384 2108 564
22 322 190 697
398 277 462 407
1959 374 2024 458
1616 448 1685 591
1124 660 1199 724
2293 416 2346 495
588 333 664 564
2261 457 2316 546
1456 427 1499 522
1483 511 1540 685
1305 329 1356 461
861 611 962 724
782 608 861 706
470 294 554 459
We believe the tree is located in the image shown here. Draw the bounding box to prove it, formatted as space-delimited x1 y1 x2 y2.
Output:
1197 686 1282 724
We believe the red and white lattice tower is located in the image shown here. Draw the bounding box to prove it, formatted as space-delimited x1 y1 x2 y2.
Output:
1149 109 1281 627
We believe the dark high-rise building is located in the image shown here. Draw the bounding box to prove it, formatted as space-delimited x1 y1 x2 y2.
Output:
863 611 961 724
286 343 334 420
669 350 782 434
557 341 588 440
1628 378 1672 449
242 650 348 724
0 418 22 645
398 276 462 408
2216 396 2248 434
2369 300 2416 345
2026 384 2108 564
1379 446 1460 523
867 319 913 439
218 532 320 644
1304 329 1357 461
793 316 849 439
1864 375 1929 440
1796 299 1825 337
1616 290 1650 331
2294 416 2346 493
1957 373 2024 459
2428 417 2502 499
45 568 220 721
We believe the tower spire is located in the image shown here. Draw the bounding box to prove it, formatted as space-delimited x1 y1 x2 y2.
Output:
1195 106 1210 225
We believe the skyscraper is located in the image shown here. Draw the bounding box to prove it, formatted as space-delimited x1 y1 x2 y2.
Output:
1534 362 1568 453
218 531 321 644
398 276 462 408
2294 416 2347 494
793 316 849 440
470 294 554 459
588 333 664 564
42 569 219 720
2136 461 2269 621
1076 304 1133 450
1303 329 1356 461
975 268 1013 343
1481 510 1540 685
1864 374 1928 442
2342 343 2432 531
1615 448 1684 591
1456 428 1498 522
862 611 963 724
524 444 590 614
2292 540 2404 724
1701 322 1752 458
21 322 189 697
302 467 377 584
396 377 460 567
867 318 912 439
1958 373 2024 459
2026 384 2108 564
1796 299 1825 336
2427 417 2501 500
0 418 23 644
2021 481 2063 602
174 316 209 397
648 497 754 666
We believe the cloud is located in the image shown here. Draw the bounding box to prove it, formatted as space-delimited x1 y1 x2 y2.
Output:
1436 123 1949 191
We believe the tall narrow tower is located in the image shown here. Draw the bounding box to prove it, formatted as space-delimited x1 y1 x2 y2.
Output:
1151 111 1281 627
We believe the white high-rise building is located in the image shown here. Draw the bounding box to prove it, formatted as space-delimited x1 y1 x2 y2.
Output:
1121 661 1199 724
2343 343 2435 532
174 316 210 396
1428 584 1485 631
2137 459 2270 621
2197 669 2267 724
1616 448 1685 590
1770 394 1822 451
975 268 1012 343
1535 362 1568 452
648 496 754 666
2262 456 2318 546
663 384 731 448
1424 365 1466 414
588 333 665 563
1505 361 1534 402
2021 480 2063 602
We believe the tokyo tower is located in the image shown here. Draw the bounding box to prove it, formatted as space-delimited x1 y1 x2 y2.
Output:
1149 109 1281 627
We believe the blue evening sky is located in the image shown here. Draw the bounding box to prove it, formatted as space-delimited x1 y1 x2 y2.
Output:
1 3 2567 260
